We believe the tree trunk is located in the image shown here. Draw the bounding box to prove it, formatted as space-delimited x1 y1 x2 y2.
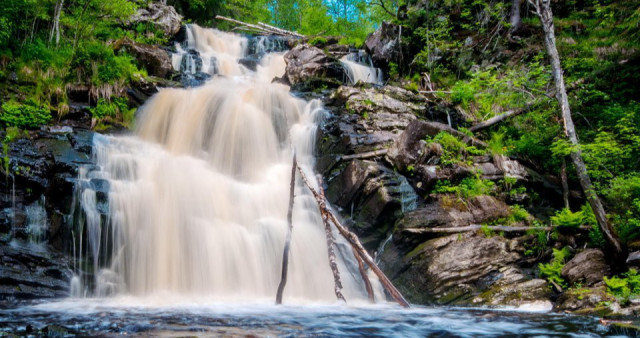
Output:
509 0 522 34
530 0 625 264
560 158 570 209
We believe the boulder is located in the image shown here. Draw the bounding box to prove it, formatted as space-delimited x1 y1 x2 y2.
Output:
0 243 72 300
561 249 609 286
129 2 182 38
364 21 401 68
283 44 343 85
325 160 418 249
556 286 617 313
116 38 173 78
395 195 511 232
472 268 551 308
381 232 523 304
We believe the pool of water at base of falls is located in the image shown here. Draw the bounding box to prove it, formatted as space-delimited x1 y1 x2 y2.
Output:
0 300 618 337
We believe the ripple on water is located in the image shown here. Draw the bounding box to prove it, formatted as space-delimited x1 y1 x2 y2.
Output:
0 300 618 337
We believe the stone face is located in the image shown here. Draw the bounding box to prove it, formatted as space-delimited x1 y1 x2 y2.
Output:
556 286 617 313
382 232 523 304
116 38 173 78
129 2 182 38
364 21 400 68
561 249 610 286
283 44 343 85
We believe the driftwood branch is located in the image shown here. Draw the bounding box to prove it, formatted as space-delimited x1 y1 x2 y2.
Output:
339 149 388 161
469 109 527 132
353 247 375 302
402 224 592 235
215 15 305 38
316 174 346 302
296 166 410 308
276 153 297 304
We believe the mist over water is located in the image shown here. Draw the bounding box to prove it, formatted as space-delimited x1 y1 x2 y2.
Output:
72 26 373 303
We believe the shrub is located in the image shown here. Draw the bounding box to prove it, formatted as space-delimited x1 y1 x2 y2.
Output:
308 36 327 47
427 131 484 166
1 100 51 129
605 269 640 304
539 247 571 288
551 208 585 229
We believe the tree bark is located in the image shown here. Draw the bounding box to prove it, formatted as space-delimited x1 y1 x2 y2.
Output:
402 224 591 234
561 158 570 209
469 109 525 132
509 0 522 34
316 174 346 302
529 0 625 263
276 153 296 304
353 247 375 302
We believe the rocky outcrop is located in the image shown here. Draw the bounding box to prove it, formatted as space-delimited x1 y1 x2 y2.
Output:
115 38 173 78
0 244 72 301
129 2 182 38
283 44 344 85
556 286 617 314
561 249 610 286
364 22 401 69
381 232 539 305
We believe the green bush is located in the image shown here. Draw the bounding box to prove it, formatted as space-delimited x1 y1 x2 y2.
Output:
1 100 51 129
90 97 130 119
539 247 571 288
308 36 327 47
427 131 484 166
551 208 585 229
605 269 640 304
432 177 494 199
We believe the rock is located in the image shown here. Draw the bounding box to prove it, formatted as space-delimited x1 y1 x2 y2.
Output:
561 249 610 286
283 44 344 85
115 38 173 78
472 268 551 308
382 232 522 304
387 119 453 171
325 160 418 249
364 21 401 68
238 56 260 71
0 243 72 300
129 2 182 38
395 195 511 232
627 251 640 270
556 286 617 314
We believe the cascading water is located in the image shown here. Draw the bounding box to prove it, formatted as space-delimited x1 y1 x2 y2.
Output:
71 25 375 304
340 50 383 85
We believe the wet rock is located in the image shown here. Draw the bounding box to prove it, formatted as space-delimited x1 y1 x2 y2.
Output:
238 56 260 71
129 2 182 38
382 232 522 305
556 286 617 314
472 268 551 308
325 160 418 249
561 249 609 286
283 44 344 85
115 38 173 78
627 251 640 270
386 119 453 171
0 243 72 300
364 21 401 69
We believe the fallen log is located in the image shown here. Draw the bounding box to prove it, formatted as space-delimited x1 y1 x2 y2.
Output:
353 247 375 302
339 149 388 161
296 165 410 308
276 153 296 304
215 15 305 38
402 224 592 235
316 174 346 302
469 109 526 132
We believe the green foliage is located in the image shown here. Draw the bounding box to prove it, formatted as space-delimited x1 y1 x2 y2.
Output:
308 37 327 47
525 221 549 256
604 269 640 304
426 132 484 166
432 177 494 199
539 247 571 288
90 97 134 126
551 208 585 229
1 100 51 129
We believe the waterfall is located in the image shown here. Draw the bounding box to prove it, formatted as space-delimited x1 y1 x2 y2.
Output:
72 26 374 303
340 51 383 85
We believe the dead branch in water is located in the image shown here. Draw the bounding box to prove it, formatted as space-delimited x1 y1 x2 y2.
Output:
276 153 296 305
215 16 305 38
316 174 346 302
296 165 410 308
353 246 375 302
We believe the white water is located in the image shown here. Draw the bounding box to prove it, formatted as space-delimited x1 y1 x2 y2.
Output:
341 51 383 85
73 26 376 304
